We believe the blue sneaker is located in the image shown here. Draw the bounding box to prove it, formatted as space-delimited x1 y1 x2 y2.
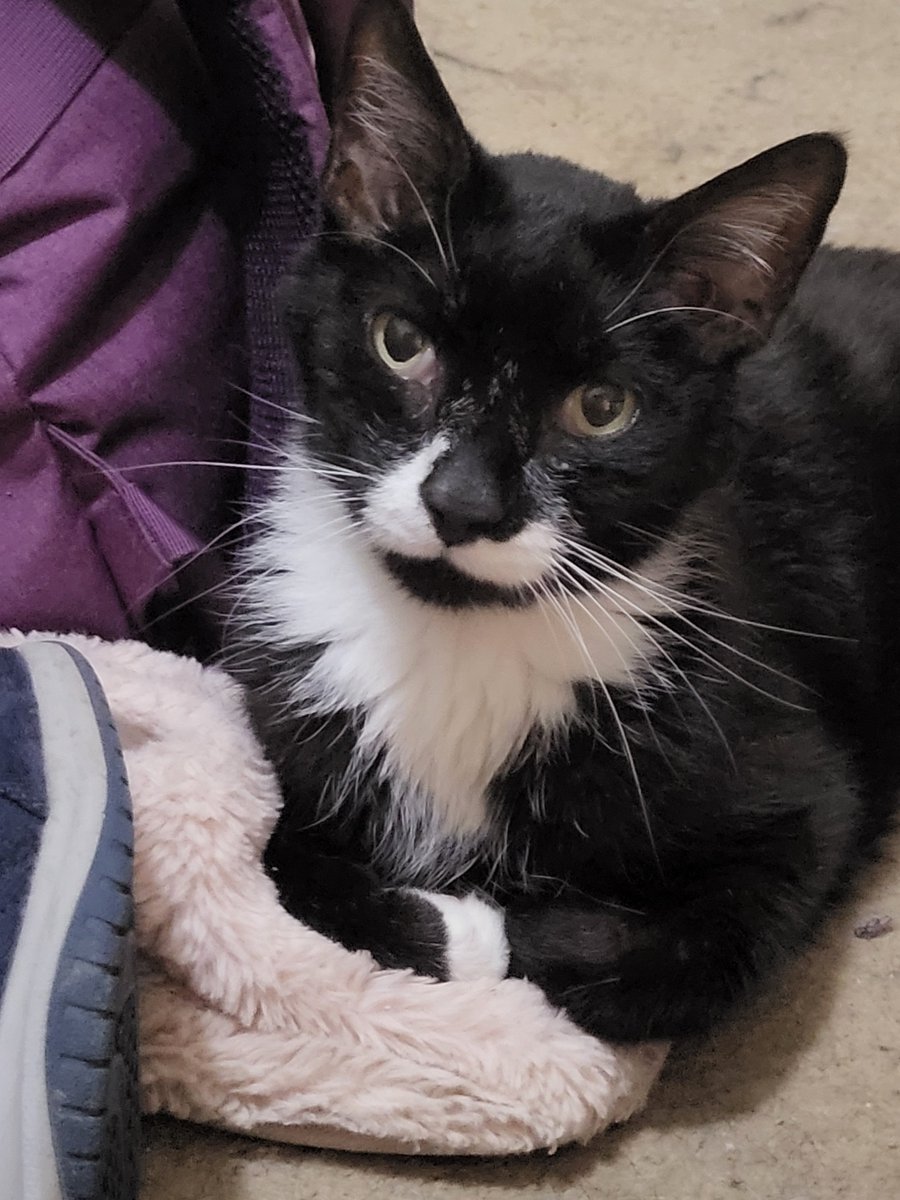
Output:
0 642 140 1200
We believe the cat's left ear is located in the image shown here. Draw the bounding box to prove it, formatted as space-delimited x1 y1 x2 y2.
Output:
323 0 472 237
642 133 847 360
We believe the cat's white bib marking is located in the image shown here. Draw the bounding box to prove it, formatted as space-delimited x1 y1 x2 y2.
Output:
245 449 681 880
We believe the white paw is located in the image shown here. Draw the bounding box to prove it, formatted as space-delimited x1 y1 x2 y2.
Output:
414 891 510 982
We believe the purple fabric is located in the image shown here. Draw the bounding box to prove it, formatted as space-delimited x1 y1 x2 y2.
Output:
0 0 346 645
0 0 243 639
1 1 102 180
255 0 329 174
179 0 323 497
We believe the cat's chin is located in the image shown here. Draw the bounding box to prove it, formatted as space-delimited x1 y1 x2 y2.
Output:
381 552 535 609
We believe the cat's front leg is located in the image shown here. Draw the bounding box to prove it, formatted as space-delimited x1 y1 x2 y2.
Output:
266 837 509 981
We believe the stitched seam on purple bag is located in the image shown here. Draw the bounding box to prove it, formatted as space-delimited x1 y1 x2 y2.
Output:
0 0 151 182
45 425 202 566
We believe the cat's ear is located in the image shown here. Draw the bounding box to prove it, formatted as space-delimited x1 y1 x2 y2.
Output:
323 0 472 237
642 134 847 360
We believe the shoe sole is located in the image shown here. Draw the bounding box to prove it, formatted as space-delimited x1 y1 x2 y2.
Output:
0 642 139 1200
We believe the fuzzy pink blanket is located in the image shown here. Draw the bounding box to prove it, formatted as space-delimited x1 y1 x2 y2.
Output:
4 632 666 1155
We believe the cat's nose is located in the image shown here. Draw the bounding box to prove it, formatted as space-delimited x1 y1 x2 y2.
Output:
420 444 506 546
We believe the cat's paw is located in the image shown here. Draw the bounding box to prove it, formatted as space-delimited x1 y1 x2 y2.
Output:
413 891 510 982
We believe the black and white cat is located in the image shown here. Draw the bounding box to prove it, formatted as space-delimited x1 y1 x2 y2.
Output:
227 0 900 1040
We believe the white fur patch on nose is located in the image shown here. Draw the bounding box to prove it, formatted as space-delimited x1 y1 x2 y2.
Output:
363 437 447 559
364 439 558 588
448 521 558 587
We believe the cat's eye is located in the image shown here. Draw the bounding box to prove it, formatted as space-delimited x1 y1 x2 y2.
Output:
371 312 436 381
557 384 637 437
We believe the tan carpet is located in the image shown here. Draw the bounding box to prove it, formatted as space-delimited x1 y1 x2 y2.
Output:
143 1 900 1195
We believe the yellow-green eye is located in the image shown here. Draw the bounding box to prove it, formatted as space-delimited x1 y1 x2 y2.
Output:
558 384 637 437
371 312 435 380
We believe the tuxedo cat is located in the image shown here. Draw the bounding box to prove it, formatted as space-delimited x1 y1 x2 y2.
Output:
226 0 900 1041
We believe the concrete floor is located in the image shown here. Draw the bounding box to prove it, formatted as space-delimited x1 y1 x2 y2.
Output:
144 1 900 1196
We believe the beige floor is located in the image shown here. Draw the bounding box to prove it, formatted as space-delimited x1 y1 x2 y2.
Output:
144 2 900 1197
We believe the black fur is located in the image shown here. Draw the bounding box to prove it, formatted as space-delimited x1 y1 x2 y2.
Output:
227 0 900 1041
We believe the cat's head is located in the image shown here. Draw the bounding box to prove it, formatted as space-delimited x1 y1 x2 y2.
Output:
278 0 846 608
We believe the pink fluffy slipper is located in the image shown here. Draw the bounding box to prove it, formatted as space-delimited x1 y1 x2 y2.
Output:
3 631 666 1155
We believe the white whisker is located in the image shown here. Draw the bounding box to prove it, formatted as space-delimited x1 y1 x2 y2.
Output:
352 231 438 289
228 383 320 426
557 533 810 701
557 556 737 772
537 576 660 868
612 521 850 642
443 187 459 278
604 305 757 336
115 459 289 474
552 565 676 775
302 229 437 289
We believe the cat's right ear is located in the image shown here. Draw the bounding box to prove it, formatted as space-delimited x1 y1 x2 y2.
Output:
323 0 472 237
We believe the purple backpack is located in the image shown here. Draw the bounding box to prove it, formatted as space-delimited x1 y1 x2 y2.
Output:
0 0 366 650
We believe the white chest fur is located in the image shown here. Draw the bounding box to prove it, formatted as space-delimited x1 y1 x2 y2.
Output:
243 463 680 865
